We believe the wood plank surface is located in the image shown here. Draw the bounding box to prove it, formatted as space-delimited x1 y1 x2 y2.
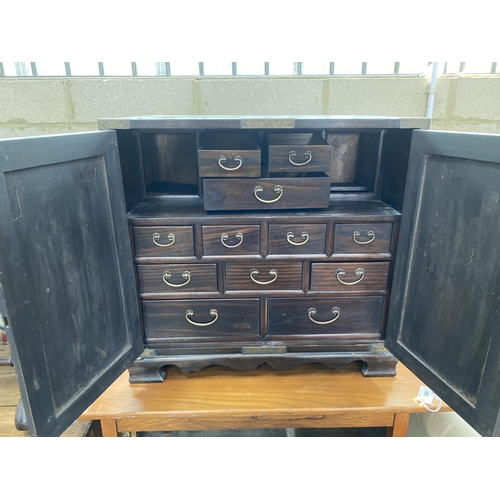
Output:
80 362 451 433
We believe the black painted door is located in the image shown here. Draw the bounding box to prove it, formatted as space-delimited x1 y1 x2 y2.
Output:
0 131 142 436
386 130 500 436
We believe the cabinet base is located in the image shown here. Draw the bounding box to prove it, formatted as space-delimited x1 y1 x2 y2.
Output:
128 351 398 384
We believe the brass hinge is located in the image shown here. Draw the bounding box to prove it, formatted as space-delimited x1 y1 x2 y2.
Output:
242 346 287 354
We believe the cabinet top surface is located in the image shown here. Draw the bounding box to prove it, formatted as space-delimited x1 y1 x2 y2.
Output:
98 115 430 130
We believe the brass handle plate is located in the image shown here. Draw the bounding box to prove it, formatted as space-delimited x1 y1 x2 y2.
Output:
288 150 312 166
286 231 309 246
218 155 243 171
352 230 375 245
185 308 218 327
254 185 283 204
221 232 244 248
250 268 278 285
153 232 175 247
335 268 365 286
308 307 341 325
162 270 191 288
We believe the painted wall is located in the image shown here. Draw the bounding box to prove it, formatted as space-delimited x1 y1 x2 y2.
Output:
1 74 500 138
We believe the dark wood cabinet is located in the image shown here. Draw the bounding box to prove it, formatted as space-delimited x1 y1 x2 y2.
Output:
1 115 500 437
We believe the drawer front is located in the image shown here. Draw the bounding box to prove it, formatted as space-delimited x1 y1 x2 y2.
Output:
198 149 261 178
225 262 303 291
202 225 260 256
133 226 194 257
268 297 384 336
269 224 326 255
268 145 331 173
142 299 260 341
310 262 390 292
137 264 217 294
334 223 392 253
203 176 331 211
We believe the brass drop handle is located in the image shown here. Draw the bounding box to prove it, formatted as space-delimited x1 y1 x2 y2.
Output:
221 232 244 248
289 150 312 166
153 232 175 247
286 231 309 246
162 270 191 288
254 185 283 204
250 268 278 285
185 308 219 327
308 307 341 325
336 268 365 286
218 155 243 171
352 230 375 245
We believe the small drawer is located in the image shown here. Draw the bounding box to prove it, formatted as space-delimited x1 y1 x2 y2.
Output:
310 262 390 292
198 132 261 178
269 224 326 255
142 298 260 341
267 297 384 336
334 223 392 253
133 226 194 258
267 133 331 173
202 225 260 256
225 262 302 291
203 174 331 211
137 264 217 294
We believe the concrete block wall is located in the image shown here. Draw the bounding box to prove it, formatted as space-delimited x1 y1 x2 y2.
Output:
2 74 499 137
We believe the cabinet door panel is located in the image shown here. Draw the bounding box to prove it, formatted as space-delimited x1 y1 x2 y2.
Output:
386 130 500 436
0 131 142 436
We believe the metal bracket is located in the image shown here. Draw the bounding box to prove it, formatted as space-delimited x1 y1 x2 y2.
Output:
139 348 157 358
371 345 388 353
242 346 287 354
399 118 431 130
242 118 295 129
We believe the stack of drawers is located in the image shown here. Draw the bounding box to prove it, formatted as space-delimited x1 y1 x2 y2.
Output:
128 129 400 360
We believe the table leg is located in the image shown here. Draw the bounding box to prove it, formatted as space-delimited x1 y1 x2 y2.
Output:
100 419 118 437
387 412 410 437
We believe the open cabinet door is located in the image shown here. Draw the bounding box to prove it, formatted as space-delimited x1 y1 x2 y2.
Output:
386 130 500 436
0 131 142 436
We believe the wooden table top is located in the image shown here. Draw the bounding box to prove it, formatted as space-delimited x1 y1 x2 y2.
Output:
81 362 450 424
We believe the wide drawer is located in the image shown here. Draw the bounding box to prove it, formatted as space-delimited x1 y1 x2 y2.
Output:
202 225 260 256
268 224 326 255
137 264 217 294
142 298 260 341
334 223 392 253
225 262 303 291
267 297 384 336
310 262 390 292
133 226 194 257
198 132 261 178
203 174 331 211
267 133 331 173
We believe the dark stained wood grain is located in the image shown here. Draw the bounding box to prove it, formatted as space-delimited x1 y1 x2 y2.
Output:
268 224 326 255
137 264 217 294
203 175 331 211
334 223 392 253
142 299 260 342
0 131 142 437
267 297 384 338
225 262 303 291
386 130 500 437
202 225 260 256
133 226 194 257
267 133 331 172
310 262 390 292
